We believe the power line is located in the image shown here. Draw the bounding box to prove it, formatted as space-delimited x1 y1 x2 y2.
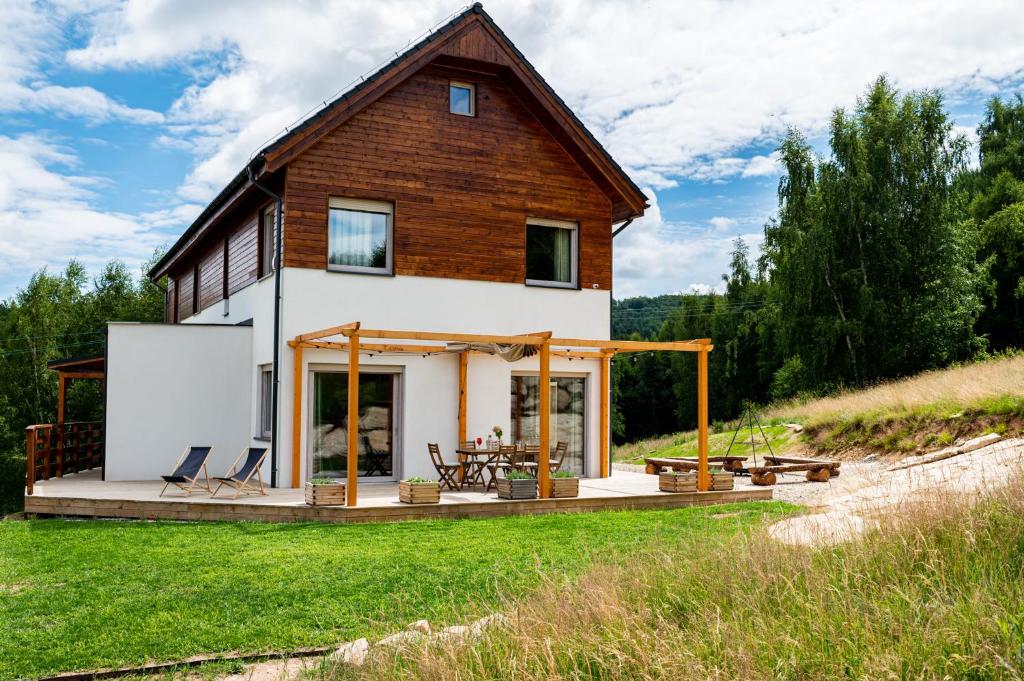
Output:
0 339 104 359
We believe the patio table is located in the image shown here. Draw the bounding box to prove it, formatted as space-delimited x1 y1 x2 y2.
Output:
455 448 500 489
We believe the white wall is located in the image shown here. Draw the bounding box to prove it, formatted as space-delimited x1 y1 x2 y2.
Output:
277 269 609 485
109 267 610 486
105 322 254 481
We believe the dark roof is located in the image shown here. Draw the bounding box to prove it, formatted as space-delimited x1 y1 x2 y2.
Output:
47 354 105 373
149 2 646 281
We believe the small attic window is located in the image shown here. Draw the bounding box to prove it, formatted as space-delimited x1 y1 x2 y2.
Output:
449 81 475 116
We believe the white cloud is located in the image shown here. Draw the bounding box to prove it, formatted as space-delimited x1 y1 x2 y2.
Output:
708 216 738 232
0 134 190 284
613 191 763 298
0 0 163 125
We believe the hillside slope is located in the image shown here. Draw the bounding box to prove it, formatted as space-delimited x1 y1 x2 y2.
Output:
615 354 1024 463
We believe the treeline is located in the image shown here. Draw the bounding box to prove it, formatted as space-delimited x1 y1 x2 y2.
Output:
0 259 164 513
612 77 1024 443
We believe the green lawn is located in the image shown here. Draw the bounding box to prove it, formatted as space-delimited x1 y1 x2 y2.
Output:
0 503 791 679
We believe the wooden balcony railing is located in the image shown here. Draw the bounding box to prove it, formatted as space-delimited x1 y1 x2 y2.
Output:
25 421 104 495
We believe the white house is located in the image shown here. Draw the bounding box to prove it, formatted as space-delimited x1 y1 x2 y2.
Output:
102 4 655 494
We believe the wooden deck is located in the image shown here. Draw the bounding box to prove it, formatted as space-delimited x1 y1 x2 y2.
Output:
25 469 773 524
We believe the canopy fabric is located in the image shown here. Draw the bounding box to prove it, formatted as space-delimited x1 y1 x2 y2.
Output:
445 342 538 362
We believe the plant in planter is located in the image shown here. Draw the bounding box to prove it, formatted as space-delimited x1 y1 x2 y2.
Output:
304 477 345 506
496 469 537 500
709 466 734 491
399 475 441 504
548 470 579 498
659 469 697 493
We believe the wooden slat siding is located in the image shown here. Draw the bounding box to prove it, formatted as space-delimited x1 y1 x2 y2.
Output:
283 68 612 288
227 211 260 294
176 267 195 321
198 240 225 311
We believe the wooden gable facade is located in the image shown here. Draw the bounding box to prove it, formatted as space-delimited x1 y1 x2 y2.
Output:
154 4 646 320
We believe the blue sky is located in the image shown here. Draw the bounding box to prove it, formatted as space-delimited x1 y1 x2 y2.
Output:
2 0 1023 301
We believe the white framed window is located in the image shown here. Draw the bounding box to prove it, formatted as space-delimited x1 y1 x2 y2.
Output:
526 217 578 288
259 365 273 439
449 81 475 116
327 197 393 275
259 204 275 278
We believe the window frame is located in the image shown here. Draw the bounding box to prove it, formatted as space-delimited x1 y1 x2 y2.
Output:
525 217 579 289
449 81 475 117
258 204 276 279
326 197 394 276
258 365 273 440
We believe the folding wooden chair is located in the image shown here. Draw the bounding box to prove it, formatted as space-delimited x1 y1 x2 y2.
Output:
428 443 461 491
160 446 213 497
549 441 569 473
486 444 517 491
211 447 269 499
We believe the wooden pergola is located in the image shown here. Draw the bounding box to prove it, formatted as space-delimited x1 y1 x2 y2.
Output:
288 323 713 506
47 355 105 426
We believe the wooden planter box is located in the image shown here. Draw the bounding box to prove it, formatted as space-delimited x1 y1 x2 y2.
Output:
710 472 734 491
399 480 441 504
659 471 697 493
304 482 345 506
496 477 538 500
548 476 579 498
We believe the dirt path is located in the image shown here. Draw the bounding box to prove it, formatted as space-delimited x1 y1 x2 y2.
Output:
766 437 1024 545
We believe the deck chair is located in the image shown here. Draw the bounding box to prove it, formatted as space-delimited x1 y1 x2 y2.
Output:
428 443 461 491
212 447 269 499
160 446 213 497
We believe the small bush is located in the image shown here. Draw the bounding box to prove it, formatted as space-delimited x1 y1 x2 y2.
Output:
504 471 533 480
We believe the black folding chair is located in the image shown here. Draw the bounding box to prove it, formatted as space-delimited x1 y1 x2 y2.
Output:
212 447 268 499
160 446 213 497
362 436 391 477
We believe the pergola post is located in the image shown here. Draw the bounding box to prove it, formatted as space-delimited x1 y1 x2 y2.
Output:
538 341 551 498
599 352 611 478
291 344 303 488
57 373 66 478
458 351 468 443
696 347 711 491
347 333 360 507
57 374 66 425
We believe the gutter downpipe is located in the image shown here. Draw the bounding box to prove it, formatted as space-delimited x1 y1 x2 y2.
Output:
607 217 633 477
247 157 283 488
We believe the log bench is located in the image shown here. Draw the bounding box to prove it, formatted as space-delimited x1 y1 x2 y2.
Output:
746 459 840 486
643 456 748 475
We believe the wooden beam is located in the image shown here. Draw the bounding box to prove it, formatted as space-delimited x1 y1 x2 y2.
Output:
358 329 549 345
292 339 446 354
548 338 712 353
600 352 610 479
346 334 360 507
551 350 608 359
57 371 105 380
458 352 468 444
291 344 303 489
538 342 551 499
696 348 710 492
294 321 360 343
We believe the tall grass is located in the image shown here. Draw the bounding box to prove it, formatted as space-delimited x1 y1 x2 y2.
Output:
328 475 1024 680
769 353 1024 427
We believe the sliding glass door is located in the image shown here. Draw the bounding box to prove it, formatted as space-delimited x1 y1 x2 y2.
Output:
510 375 586 475
310 369 399 480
